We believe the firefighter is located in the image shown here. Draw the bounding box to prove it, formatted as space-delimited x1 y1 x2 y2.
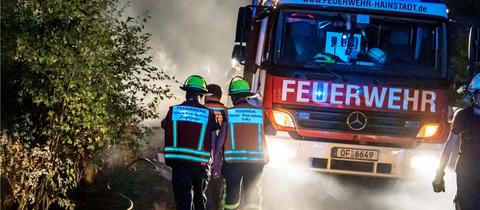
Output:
433 73 480 210
204 84 227 210
216 77 276 210
161 75 218 210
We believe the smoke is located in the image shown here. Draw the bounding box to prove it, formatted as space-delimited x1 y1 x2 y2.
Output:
130 0 247 85
262 164 458 210
125 0 248 125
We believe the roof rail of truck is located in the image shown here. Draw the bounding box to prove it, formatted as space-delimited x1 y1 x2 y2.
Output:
276 0 448 19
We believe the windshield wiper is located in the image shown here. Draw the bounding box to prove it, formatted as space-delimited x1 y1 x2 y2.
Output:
304 63 346 82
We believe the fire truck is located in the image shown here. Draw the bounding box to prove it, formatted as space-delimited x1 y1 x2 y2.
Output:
231 0 479 178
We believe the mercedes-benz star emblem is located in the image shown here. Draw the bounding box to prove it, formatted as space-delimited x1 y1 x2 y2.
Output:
346 111 367 131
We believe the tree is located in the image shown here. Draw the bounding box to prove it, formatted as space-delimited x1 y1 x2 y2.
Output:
0 0 172 209
447 0 480 82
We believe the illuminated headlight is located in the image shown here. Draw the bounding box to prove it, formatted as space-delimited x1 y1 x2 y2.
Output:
268 141 297 162
416 123 440 138
273 110 295 128
410 155 439 171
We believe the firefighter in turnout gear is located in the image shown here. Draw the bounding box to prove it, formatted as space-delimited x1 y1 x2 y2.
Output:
161 75 218 210
433 73 480 210
216 77 276 210
204 84 227 210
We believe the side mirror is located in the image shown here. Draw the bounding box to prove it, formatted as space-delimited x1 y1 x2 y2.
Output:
231 45 246 65
235 7 253 43
468 26 480 76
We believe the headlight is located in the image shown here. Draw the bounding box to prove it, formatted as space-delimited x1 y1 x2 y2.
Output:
410 155 439 170
268 140 297 162
416 123 440 138
273 110 295 128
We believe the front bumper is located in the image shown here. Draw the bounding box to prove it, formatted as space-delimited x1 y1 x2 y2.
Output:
266 132 444 179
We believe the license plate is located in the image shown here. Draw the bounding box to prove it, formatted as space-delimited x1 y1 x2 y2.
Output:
332 147 379 161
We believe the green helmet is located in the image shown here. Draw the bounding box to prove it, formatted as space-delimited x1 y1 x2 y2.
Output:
180 75 208 94
228 77 255 97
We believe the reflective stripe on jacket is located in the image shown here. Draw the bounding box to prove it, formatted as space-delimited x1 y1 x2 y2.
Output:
224 102 268 164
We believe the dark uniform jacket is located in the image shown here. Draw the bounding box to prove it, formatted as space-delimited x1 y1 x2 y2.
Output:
451 106 480 172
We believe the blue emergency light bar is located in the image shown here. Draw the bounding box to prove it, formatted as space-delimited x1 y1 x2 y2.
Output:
278 0 448 18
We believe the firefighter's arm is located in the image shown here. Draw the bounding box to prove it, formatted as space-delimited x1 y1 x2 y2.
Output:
214 110 228 158
211 130 217 155
212 122 228 178
214 122 228 159
161 118 167 129
437 109 463 177
161 108 172 129
437 132 459 176
432 131 459 193
263 111 277 136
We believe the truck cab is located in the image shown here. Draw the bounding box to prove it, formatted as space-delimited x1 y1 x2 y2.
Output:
233 0 452 178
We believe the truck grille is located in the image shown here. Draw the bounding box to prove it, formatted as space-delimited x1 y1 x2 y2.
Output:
276 104 441 137
311 158 393 174
330 159 374 173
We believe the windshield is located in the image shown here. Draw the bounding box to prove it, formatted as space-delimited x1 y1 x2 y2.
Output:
273 10 447 78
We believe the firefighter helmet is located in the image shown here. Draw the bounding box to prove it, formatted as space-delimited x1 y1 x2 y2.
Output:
228 77 255 97
468 73 480 93
470 73 480 109
180 75 208 94
368 48 386 64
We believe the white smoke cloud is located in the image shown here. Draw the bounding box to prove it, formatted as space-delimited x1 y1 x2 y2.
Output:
262 165 457 210
127 0 248 123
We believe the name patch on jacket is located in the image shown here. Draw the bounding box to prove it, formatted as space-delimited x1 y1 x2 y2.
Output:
228 108 263 124
172 106 209 123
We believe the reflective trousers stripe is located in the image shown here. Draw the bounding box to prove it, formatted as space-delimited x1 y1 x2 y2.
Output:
221 200 240 210
221 180 240 210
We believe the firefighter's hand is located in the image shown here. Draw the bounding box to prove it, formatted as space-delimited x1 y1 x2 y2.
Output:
432 170 445 193
212 157 222 179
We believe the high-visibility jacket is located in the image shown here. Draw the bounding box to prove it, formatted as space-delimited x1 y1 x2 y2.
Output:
223 102 268 164
162 101 216 164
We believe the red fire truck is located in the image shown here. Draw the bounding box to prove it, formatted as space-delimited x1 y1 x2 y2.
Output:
231 0 460 177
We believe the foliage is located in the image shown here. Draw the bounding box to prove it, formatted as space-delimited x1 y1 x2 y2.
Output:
447 0 480 82
0 0 172 209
